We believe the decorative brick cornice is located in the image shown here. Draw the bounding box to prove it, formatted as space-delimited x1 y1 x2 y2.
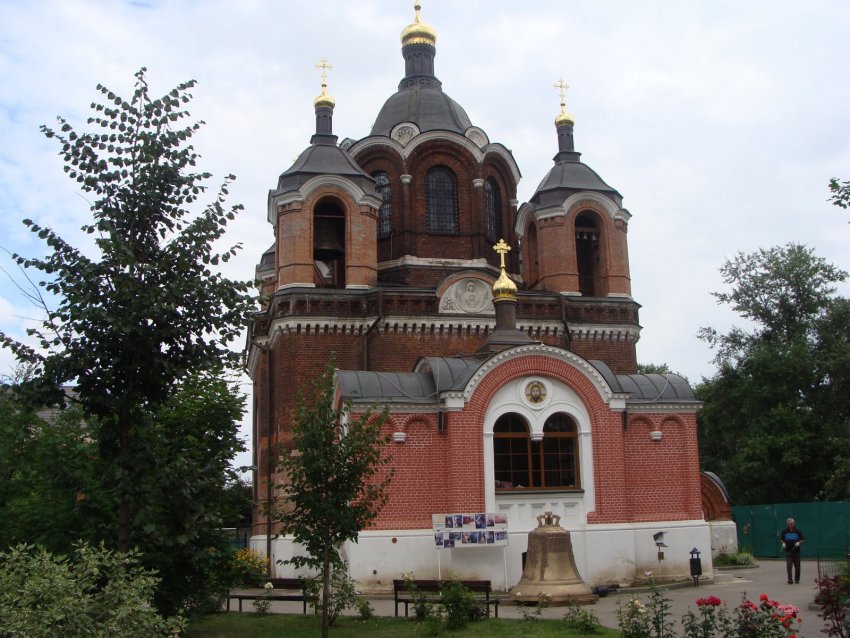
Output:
626 402 702 414
568 323 641 343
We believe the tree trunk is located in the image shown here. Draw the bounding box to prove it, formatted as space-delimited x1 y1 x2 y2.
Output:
322 547 331 638
116 403 131 552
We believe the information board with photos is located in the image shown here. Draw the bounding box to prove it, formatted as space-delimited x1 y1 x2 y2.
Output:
431 513 509 548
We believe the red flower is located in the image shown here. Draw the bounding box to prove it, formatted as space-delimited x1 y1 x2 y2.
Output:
760 593 769 601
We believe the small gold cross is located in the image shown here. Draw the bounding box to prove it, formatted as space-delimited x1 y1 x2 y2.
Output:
315 58 333 95
493 238 511 269
554 78 569 112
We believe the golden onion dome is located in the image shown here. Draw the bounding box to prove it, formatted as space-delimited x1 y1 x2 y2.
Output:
491 239 517 302
554 107 574 127
314 91 335 109
492 269 518 301
401 3 437 47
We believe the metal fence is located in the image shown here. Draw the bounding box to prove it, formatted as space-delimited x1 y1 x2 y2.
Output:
223 526 251 550
731 501 850 559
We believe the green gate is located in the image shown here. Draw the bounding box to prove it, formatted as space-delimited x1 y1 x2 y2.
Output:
731 501 850 558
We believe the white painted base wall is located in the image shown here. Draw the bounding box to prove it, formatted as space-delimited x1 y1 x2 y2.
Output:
708 520 739 557
251 519 714 592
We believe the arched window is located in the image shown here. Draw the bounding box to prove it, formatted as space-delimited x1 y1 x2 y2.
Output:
494 414 532 489
575 211 601 296
373 171 392 238
426 166 458 234
493 412 579 490
484 178 502 242
541 413 579 488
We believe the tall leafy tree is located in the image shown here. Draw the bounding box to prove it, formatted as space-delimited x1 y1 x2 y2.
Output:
697 243 850 504
0 68 253 550
277 358 392 638
830 177 849 214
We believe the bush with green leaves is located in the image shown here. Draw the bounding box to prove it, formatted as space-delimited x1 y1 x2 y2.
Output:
0 542 181 638
439 580 485 629
303 563 361 626
713 551 756 567
563 600 603 634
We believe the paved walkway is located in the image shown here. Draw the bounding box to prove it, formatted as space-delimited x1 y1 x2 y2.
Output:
251 559 826 634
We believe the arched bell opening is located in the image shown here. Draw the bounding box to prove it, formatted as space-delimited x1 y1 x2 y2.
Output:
575 211 605 297
313 197 346 289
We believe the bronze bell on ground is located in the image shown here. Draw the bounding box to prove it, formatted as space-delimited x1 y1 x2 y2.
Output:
509 511 597 605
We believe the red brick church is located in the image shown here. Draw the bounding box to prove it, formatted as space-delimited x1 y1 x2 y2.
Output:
246 4 733 589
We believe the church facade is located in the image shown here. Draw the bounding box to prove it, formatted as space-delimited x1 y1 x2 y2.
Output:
246 4 732 590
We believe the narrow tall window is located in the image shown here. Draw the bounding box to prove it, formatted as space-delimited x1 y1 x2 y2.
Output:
494 414 532 489
541 414 579 488
426 166 458 234
484 178 502 242
373 172 392 238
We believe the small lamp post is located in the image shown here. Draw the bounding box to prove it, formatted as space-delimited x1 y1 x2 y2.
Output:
689 547 703 587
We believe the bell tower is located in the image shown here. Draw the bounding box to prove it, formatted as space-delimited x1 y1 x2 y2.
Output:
268 60 380 290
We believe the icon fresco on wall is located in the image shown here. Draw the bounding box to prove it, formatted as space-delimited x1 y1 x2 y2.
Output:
432 513 509 548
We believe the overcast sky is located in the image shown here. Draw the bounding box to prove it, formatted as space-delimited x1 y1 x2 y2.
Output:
2 1 849 468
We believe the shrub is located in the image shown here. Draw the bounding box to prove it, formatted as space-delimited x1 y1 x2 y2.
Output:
232 547 267 586
713 551 757 567
439 580 484 629
563 600 603 634
0 542 181 638
303 563 360 626
815 574 850 638
355 596 375 621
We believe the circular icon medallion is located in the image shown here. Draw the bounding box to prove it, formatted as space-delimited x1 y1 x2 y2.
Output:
525 381 547 405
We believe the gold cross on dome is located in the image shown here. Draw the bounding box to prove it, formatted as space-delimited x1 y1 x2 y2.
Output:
554 78 570 111
493 238 511 269
414 2 423 23
315 58 333 94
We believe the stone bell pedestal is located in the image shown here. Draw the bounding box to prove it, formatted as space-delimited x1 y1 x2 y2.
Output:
509 511 597 605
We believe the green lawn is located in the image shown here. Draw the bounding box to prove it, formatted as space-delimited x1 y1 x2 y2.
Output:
184 613 621 637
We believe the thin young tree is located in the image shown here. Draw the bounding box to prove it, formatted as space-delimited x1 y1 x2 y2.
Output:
278 358 392 638
0 68 254 556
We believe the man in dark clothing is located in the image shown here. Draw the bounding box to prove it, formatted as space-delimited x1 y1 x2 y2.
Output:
780 517 805 583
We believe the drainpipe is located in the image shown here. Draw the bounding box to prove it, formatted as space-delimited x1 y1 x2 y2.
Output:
362 291 383 371
248 336 274 578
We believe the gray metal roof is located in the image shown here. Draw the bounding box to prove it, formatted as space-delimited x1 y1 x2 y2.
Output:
414 356 484 392
336 356 484 404
531 157 622 208
336 370 437 404
277 141 375 193
370 86 473 137
589 360 696 402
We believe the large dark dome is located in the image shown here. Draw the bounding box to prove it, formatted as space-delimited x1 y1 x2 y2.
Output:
370 85 472 137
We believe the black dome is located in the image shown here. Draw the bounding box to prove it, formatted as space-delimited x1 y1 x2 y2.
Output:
370 85 472 137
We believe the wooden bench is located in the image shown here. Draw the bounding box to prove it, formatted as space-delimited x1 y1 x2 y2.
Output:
227 577 309 613
392 579 499 618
